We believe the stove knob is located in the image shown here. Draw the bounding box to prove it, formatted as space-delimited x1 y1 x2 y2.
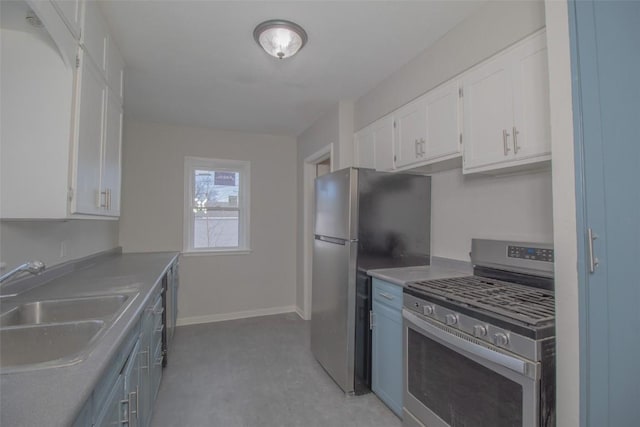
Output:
494 333 510 347
413 302 420 309
423 305 434 316
473 325 488 337
445 314 458 326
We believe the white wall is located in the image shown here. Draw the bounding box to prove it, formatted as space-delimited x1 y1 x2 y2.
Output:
431 169 553 260
119 120 297 323
0 220 119 271
545 1 580 426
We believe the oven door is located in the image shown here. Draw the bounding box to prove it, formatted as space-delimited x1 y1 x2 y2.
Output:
402 309 540 427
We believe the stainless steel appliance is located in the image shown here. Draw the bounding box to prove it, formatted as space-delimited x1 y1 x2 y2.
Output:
402 239 555 427
311 167 431 394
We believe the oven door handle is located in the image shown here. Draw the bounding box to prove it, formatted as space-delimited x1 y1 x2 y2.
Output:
403 310 534 378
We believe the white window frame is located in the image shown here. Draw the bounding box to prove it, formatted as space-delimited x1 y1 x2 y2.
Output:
183 156 250 254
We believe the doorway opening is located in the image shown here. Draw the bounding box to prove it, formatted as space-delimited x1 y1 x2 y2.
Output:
302 144 334 320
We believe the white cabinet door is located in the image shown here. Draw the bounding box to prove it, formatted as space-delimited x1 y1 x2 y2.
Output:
82 0 108 72
71 49 105 215
354 126 375 169
50 0 83 40
106 37 124 103
372 115 395 171
424 80 461 161
511 32 551 161
394 97 427 168
462 54 514 171
463 30 551 174
102 90 122 216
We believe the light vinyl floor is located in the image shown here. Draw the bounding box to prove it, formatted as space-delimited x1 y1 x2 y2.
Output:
151 313 402 427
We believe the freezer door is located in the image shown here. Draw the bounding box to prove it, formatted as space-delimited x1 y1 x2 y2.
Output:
314 168 357 240
311 235 357 393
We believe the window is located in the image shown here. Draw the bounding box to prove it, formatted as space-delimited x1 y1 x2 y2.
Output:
184 156 250 253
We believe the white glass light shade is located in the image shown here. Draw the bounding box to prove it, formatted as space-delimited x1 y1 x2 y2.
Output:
254 20 308 59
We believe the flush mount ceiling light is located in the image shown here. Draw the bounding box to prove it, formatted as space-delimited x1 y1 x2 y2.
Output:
253 19 308 59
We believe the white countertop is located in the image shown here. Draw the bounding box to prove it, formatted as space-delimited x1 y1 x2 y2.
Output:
367 256 473 287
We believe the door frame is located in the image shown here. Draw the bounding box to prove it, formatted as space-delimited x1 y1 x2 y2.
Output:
302 143 334 320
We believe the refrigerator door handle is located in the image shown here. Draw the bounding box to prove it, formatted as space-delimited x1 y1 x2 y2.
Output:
315 235 354 245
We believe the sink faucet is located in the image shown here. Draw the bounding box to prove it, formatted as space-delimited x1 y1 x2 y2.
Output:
0 260 46 285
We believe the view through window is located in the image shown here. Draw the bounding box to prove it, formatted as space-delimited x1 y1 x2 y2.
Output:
185 157 250 252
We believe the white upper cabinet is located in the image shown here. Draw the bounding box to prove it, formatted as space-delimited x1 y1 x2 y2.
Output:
82 0 108 72
106 38 125 103
1 0 124 219
354 115 395 172
510 33 551 162
71 48 106 215
50 0 83 40
371 115 395 172
462 30 550 174
394 97 428 169
102 90 123 216
424 79 462 163
355 124 375 169
461 54 513 170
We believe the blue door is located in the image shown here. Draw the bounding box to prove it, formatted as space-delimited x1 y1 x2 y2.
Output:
568 1 640 425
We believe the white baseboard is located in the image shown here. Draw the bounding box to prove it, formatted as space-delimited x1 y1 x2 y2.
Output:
176 305 297 326
294 306 306 320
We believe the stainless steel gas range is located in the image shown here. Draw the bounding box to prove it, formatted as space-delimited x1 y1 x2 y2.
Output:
402 239 555 427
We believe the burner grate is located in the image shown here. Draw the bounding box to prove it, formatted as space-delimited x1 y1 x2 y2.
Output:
410 276 555 325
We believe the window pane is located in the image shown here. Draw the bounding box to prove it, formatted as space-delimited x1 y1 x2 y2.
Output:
193 209 239 248
194 170 240 208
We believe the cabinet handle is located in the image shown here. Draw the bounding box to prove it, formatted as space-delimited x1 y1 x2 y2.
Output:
131 386 138 419
420 138 426 156
119 398 129 424
378 292 395 300
140 347 150 370
502 129 511 156
106 188 111 210
99 190 108 208
587 228 600 274
414 139 420 157
513 126 520 154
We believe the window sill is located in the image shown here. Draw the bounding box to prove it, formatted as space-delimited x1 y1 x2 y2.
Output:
182 249 252 257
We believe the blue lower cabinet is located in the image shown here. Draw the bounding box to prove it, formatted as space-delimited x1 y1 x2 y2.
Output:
371 278 403 417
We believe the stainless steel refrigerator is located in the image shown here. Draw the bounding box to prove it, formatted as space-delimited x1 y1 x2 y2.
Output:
311 167 431 394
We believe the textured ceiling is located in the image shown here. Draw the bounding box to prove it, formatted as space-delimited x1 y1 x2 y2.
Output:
99 1 485 136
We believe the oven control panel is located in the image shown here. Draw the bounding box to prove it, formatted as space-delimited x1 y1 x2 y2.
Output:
507 245 554 262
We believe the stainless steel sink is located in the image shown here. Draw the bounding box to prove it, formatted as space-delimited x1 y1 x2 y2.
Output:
0 294 129 327
0 320 104 369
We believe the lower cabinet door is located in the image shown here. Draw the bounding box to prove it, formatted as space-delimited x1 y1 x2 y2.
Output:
151 340 163 401
372 300 403 417
123 340 141 427
94 374 125 427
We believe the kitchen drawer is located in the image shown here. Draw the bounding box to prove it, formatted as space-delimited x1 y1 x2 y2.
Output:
372 278 403 311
